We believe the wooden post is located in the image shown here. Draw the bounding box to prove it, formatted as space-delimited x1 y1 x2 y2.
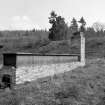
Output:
80 32 85 66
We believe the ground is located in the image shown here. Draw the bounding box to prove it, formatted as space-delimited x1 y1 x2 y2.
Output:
0 58 105 105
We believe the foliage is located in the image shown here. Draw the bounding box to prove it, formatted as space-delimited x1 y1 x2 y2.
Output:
86 27 105 38
78 17 86 25
70 17 78 34
78 17 86 32
48 11 68 41
0 31 3 37
92 22 105 32
0 13 105 58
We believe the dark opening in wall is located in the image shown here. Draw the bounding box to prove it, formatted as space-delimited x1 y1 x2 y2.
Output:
3 53 16 67
2 74 12 89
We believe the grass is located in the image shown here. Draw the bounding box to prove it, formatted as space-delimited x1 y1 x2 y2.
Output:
0 30 105 58
1 30 105 104
0 58 105 105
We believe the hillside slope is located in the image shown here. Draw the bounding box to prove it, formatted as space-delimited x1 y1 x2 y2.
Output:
0 31 105 59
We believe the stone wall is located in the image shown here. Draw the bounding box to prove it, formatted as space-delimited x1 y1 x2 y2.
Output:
16 62 82 84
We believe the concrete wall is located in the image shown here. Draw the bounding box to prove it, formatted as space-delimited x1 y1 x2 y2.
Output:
1 54 81 85
16 55 79 67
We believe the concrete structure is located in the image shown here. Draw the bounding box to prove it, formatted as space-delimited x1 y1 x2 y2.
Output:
0 31 86 88
0 53 82 87
80 32 85 66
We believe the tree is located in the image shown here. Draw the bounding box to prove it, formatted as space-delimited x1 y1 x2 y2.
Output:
0 31 3 37
48 11 68 41
70 18 78 34
48 11 57 40
92 22 105 32
86 27 96 37
78 17 86 32
49 11 57 24
78 17 86 25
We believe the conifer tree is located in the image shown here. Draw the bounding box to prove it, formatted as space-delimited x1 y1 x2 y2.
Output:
48 11 68 41
70 18 78 34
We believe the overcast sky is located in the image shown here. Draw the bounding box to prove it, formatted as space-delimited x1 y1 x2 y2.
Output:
0 0 104 30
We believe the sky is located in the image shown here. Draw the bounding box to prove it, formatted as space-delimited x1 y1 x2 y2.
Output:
0 0 105 30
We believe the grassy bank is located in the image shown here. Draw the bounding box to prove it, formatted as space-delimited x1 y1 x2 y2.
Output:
0 58 105 105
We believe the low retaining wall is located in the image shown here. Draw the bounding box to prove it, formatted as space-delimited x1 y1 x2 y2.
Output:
1 53 82 86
